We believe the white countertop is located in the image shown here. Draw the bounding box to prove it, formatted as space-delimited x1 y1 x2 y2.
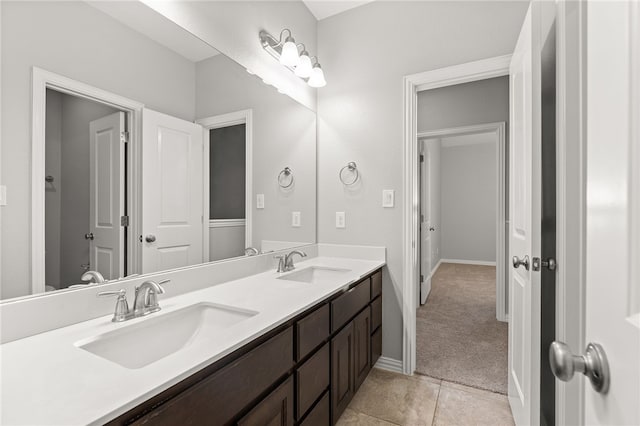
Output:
0 256 384 425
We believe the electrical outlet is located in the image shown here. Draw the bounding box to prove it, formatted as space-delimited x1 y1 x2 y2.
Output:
292 211 301 227
382 189 394 207
256 194 265 209
336 212 346 228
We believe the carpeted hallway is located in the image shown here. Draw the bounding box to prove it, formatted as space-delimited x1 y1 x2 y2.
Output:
416 263 508 394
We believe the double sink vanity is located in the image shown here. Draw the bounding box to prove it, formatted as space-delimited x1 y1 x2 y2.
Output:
0 245 385 425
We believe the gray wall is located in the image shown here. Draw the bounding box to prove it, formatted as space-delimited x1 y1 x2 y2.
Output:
196 54 316 250
44 90 63 290
440 137 497 262
209 125 246 220
317 2 526 361
417 76 510 132
209 226 246 262
0 1 195 299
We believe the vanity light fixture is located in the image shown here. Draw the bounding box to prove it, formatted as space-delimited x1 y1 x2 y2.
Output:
260 28 326 87
308 58 327 88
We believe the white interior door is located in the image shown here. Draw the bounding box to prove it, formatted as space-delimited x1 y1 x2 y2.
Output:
508 2 542 425
89 112 125 280
579 2 640 424
141 109 204 274
420 140 432 305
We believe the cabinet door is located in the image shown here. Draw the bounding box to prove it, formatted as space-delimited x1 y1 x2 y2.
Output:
331 322 354 424
353 308 371 391
238 377 294 426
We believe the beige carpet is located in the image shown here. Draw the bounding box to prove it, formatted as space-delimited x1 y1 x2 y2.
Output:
416 263 508 394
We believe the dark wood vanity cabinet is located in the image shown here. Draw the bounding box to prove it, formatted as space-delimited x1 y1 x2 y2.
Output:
109 268 383 426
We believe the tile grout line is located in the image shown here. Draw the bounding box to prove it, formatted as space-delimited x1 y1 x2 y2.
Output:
431 380 443 426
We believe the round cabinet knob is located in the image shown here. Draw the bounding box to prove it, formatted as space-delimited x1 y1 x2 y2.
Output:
145 235 156 243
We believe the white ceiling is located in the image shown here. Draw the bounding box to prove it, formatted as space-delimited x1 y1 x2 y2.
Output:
87 1 219 63
302 0 376 20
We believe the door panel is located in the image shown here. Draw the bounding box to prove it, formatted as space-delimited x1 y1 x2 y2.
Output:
508 2 542 425
581 2 640 424
89 112 125 280
141 109 204 274
331 322 354 424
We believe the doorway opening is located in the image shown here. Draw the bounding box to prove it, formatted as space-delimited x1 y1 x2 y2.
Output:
416 123 507 394
43 88 130 290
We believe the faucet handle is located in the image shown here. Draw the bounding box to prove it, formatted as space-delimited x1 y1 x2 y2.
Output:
98 289 130 322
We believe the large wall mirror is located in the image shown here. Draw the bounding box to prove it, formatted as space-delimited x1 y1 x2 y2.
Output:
0 1 317 301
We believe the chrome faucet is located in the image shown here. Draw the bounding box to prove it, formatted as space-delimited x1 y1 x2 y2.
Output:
97 279 169 322
275 250 307 273
244 247 259 256
81 270 106 284
133 279 169 316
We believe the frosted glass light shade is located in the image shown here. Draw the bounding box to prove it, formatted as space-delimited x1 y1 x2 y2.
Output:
295 53 313 78
280 38 299 67
308 64 326 88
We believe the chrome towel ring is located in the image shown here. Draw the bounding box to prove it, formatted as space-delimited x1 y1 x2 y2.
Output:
339 162 359 185
278 166 294 188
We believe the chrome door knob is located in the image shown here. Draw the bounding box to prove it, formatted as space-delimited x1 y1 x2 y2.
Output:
145 234 156 243
549 341 610 394
85 233 94 240
512 255 530 270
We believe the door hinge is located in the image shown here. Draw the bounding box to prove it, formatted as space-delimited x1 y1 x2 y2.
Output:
120 131 130 144
121 215 130 227
420 275 424 283
419 154 424 163
421 214 424 223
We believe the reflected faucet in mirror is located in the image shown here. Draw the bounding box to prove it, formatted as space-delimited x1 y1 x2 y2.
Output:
81 271 106 284
244 247 259 256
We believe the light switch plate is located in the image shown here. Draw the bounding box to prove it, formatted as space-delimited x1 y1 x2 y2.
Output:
292 211 301 227
256 194 265 209
336 212 346 228
0 185 6 206
382 189 394 207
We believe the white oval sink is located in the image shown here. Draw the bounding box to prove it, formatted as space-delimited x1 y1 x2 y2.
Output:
278 266 352 284
76 302 258 369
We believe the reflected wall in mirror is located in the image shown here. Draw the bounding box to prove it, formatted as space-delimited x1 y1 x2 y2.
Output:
0 1 317 301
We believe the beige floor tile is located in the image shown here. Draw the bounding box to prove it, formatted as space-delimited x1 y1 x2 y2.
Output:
348 368 440 426
434 382 514 426
336 408 400 426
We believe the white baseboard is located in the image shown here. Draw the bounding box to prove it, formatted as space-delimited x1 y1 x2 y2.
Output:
374 356 403 373
430 259 443 276
440 258 497 266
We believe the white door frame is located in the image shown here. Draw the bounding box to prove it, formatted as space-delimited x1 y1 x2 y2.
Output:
402 55 511 375
417 122 507 322
31 67 144 294
197 109 253 257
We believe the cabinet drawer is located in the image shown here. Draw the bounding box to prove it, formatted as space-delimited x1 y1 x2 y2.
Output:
296 304 330 361
331 279 370 332
131 327 293 426
238 377 294 426
371 296 382 333
370 270 382 300
300 392 329 426
296 343 330 419
371 326 382 367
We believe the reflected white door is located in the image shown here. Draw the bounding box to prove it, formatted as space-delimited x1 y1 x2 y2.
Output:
141 109 204 273
420 140 432 305
508 2 542 424
89 112 125 280
580 2 640 424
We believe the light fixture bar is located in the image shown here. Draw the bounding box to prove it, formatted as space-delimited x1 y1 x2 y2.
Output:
259 28 326 87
